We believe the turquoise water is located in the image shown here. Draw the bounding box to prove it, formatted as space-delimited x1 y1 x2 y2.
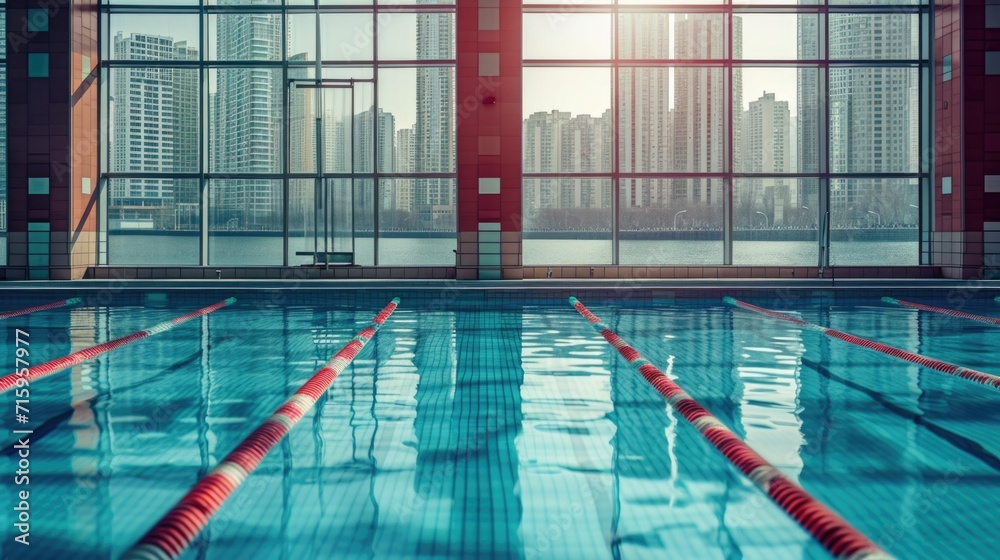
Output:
3 291 1000 559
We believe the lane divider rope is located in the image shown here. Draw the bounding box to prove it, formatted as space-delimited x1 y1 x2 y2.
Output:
882 296 1000 326
569 297 891 559
0 298 236 394
725 296 1000 391
0 297 83 320
121 297 400 560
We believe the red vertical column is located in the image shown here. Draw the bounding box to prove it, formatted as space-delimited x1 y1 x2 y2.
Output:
936 0 1000 278
4 0 98 281
455 0 521 280
976 0 1000 274
933 0 963 277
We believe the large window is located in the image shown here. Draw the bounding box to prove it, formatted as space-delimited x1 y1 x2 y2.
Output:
100 0 456 267
523 1 930 267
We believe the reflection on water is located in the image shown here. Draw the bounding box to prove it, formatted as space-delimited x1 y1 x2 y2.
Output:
3 297 1000 559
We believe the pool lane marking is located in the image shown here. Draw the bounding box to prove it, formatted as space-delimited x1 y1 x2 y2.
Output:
0 297 83 320
0 298 236 395
120 297 400 560
882 297 1000 326
569 297 892 560
724 297 1000 392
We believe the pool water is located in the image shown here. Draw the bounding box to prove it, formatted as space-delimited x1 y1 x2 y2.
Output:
3 291 1000 559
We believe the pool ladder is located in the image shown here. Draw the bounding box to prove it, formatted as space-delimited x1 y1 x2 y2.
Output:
818 210 830 279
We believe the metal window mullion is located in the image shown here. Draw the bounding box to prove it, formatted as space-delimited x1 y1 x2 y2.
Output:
611 5 619 265
724 7 734 266
200 3 208 267
818 3 830 271
282 8 289 267
373 10 380 267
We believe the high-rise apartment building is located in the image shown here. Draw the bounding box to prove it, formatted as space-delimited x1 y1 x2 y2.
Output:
522 109 612 213
619 13 671 209
801 12 919 213
671 14 739 207
413 5 456 225
111 32 204 234
741 91 794 224
212 5 283 226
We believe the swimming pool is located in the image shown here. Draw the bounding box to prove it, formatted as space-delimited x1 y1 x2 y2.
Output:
2 286 999 559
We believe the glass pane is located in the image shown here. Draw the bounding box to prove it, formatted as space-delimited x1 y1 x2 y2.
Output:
736 14 818 60
829 0 922 5
523 13 611 60
672 67 725 172
208 179 283 265
289 178 316 266
378 178 456 265
210 68 283 173
208 0 280 5
379 68 455 174
621 0 726 4
830 67 919 174
107 179 200 266
673 14 727 59
209 13 283 61
619 68 670 172
355 180 375 266
378 13 455 61
830 179 919 265
620 179 724 265
108 14 200 61
287 178 357 265
733 178 818 265
109 68 200 174
830 13 920 60
523 178 613 265
524 0 607 4
738 68 818 173
288 76 317 175
320 13 374 62
733 0 817 5
523 68 611 174
0 65 6 264
618 13 725 60
287 13 317 62
371 0 449 4
107 0 197 4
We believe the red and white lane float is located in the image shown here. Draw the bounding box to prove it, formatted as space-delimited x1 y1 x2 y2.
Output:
882 296 1000 326
121 297 400 560
725 296 1000 391
0 297 83 320
0 298 236 394
570 296 892 560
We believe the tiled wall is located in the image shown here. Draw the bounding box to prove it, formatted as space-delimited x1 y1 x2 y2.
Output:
455 0 522 280
934 0 1000 278
3 0 98 281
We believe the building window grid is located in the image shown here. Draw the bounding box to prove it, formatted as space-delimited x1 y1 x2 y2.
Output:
99 0 457 267
523 1 931 267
